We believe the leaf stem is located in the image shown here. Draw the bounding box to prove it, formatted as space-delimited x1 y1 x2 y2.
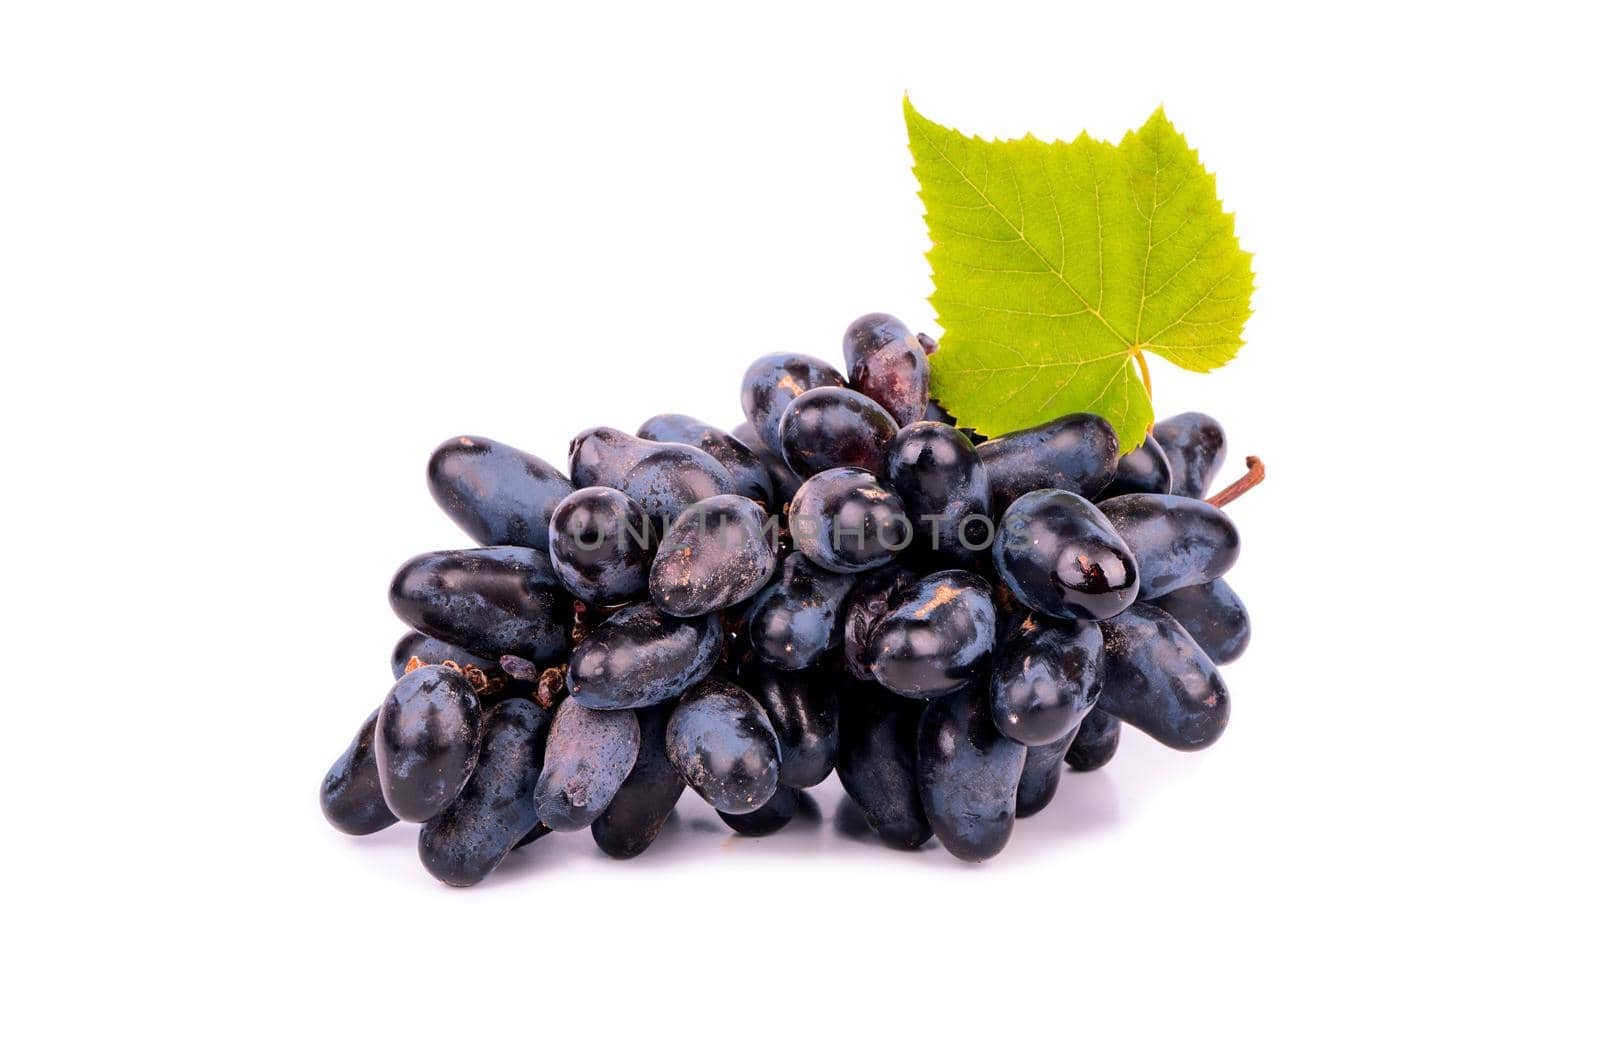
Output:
1206 456 1265 508
1134 348 1152 400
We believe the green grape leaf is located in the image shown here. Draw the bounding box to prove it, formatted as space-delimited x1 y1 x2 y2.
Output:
905 99 1254 452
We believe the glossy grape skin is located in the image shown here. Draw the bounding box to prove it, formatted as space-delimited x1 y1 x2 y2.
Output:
638 413 773 505
419 697 549 886
779 386 899 478
1065 708 1121 771
568 427 737 525
835 689 932 849
843 313 929 426
591 703 684 859
866 570 997 699
389 632 498 681
730 422 804 507
840 565 916 680
842 312 913 374
1016 731 1075 819
1152 412 1227 499
534 699 640 831
566 603 722 710
718 784 801 835
427 435 574 551
744 552 856 670
741 353 847 453
375 664 483 823
1152 578 1250 665
649 494 779 617
389 547 571 663
886 421 991 563
1099 603 1229 750
976 413 1120 512
1097 433 1173 500
788 467 909 573
991 490 1138 621
320 708 398 836
666 676 781 815
548 486 657 606
916 683 1026 862
1098 493 1240 599
740 662 838 788
990 615 1105 746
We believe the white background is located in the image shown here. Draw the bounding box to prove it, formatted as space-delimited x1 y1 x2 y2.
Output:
3 1 1595 1050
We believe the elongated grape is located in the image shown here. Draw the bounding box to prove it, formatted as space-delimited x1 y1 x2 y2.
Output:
886 421 991 563
1016 730 1075 819
779 387 898 478
1152 412 1227 499
840 565 916 680
390 546 570 663
744 552 856 670
638 413 773 505
741 662 838 788
990 614 1104 746
741 353 847 453
427 435 574 551
666 676 781 815
419 697 549 886
843 312 913 374
1065 708 1120 771
389 631 497 681
731 421 804 506
534 699 640 831
591 703 684 859
1097 433 1173 499
718 785 801 835
867 570 996 699
568 427 737 524
1098 493 1240 599
843 313 929 426
566 603 722 710
375 664 483 823
320 708 398 836
977 413 1120 512
649 494 779 617
992 490 1139 620
1151 578 1250 664
548 486 657 605
836 689 931 849
1099 603 1229 750
788 467 909 573
916 684 1026 862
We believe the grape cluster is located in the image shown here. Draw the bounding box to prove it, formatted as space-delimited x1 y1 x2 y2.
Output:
320 313 1256 883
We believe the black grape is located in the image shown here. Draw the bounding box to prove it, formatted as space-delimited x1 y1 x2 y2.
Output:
649 494 779 617
835 689 931 849
718 785 802 836
744 552 856 670
1065 708 1120 771
320 708 398 836
1099 603 1229 750
665 676 781 815
989 614 1104 746
842 312 929 426
591 703 684 859
427 435 574 551
1151 578 1251 665
568 426 737 524
638 413 773 506
976 412 1120 512
741 353 847 454
991 490 1138 620
534 699 640 831
916 683 1026 862
419 697 549 887
731 421 804 506
389 546 571 663
886 421 992 563
565 603 722 710
866 569 996 699
740 661 838 788
548 486 657 606
1152 412 1227 499
390 631 497 682
779 387 898 478
1097 433 1173 499
843 312 913 374
840 565 916 680
788 467 910 573
1016 731 1075 819
375 664 484 823
1098 493 1240 599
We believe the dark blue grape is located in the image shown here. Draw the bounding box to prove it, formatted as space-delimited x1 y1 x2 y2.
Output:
718 785 803 835
591 703 684 859
976 413 1120 512
842 312 913 374
731 421 804 507
835 689 931 849
990 614 1104 746
916 683 1026 862
740 661 838 788
390 546 570 663
389 631 497 682
1151 578 1250 665
320 708 398 836
1099 603 1229 750
744 552 856 670
779 386 898 478
1097 433 1173 499
534 699 640 831
886 421 991 563
741 353 847 453
566 603 722 710
789 467 909 573
649 494 779 617
419 697 549 886
1016 731 1075 819
1152 412 1227 499
375 664 483 823
842 313 929 426
1098 493 1240 599
992 489 1139 620
638 413 773 506
1065 708 1120 771
548 486 656 606
840 565 916 680
866 570 996 699
666 676 781 815
427 435 574 551
568 427 736 524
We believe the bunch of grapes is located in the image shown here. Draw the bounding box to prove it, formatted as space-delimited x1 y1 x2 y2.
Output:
320 313 1259 884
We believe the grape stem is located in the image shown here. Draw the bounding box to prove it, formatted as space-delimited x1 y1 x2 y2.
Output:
1206 456 1265 508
